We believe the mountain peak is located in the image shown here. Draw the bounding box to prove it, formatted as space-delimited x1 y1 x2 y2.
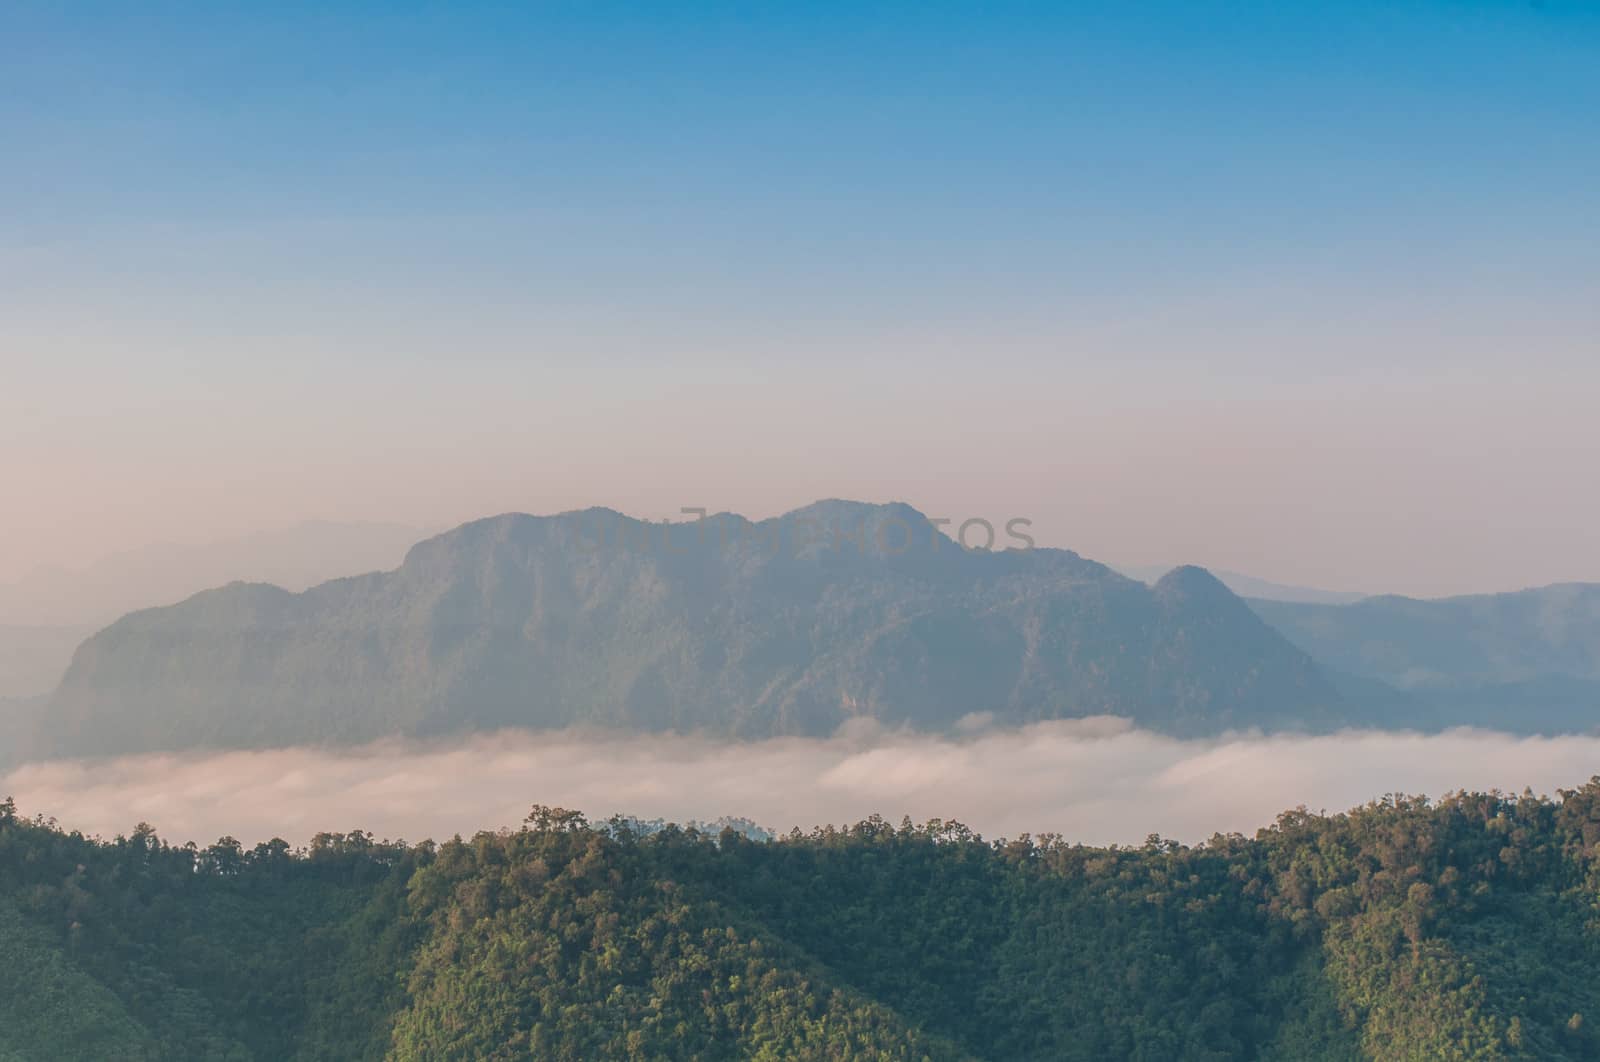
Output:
1154 565 1231 596
766 500 946 559
775 498 932 524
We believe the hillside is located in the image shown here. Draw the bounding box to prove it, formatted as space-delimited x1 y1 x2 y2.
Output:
6 783 1600 1059
34 502 1344 760
1251 585 1600 732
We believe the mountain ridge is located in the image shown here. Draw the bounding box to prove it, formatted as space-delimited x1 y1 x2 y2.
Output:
32 501 1343 760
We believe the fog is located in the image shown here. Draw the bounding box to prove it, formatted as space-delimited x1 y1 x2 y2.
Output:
6 719 1600 849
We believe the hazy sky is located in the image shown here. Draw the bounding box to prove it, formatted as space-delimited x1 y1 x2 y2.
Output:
4 2 1598 596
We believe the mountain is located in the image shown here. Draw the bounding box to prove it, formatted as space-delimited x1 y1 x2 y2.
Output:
1114 563 1367 605
33 501 1343 760
1250 584 1600 731
7 784 1600 1060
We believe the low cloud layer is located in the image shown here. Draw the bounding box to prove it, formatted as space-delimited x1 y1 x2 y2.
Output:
7 719 1600 849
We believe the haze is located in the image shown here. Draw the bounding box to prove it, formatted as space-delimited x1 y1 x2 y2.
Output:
5 3 1599 597
10 720 1600 850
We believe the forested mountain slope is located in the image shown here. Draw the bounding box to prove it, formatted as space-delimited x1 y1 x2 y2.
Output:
35 501 1343 759
6 783 1600 1060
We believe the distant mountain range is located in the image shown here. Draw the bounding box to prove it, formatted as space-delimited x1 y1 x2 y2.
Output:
0 625 94 701
0 520 428 628
12 502 1600 765
0 521 426 698
28 501 1342 760
1251 586 1600 730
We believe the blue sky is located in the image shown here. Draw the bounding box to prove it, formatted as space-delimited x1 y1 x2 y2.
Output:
3 2 1598 594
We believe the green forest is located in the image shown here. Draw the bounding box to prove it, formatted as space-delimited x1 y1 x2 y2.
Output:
6 783 1600 1061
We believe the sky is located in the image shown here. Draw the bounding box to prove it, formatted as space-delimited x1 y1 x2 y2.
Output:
4 1 1598 597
